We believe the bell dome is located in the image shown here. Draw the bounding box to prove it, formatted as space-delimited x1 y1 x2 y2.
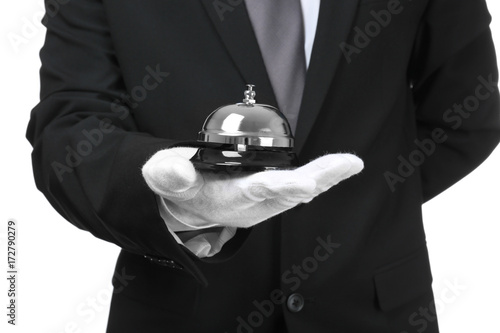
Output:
198 85 294 149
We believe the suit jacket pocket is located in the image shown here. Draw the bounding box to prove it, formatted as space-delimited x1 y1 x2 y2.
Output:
373 246 433 312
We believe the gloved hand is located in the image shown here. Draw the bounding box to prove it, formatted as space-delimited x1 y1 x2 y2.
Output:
142 147 363 228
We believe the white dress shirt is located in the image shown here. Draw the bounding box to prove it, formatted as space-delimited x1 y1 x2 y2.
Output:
160 0 321 258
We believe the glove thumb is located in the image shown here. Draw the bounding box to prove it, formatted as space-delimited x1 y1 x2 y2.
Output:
142 147 202 200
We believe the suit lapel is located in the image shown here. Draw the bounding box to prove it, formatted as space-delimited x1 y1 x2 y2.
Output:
295 0 361 155
199 0 277 106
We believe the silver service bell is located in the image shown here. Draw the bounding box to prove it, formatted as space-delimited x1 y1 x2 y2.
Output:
178 84 298 171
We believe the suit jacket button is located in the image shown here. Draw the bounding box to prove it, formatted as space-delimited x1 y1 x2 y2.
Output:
287 293 305 313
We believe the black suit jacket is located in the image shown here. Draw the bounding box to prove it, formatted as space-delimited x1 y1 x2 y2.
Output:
27 0 500 332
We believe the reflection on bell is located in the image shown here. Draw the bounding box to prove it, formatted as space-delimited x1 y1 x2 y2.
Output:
190 84 298 171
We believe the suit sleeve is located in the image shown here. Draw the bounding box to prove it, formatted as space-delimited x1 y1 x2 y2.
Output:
25 0 242 285
411 0 500 202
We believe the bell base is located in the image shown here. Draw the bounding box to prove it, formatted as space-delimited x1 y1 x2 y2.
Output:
170 141 298 171
190 147 298 171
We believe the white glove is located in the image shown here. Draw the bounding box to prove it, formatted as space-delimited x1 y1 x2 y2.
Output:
142 147 363 228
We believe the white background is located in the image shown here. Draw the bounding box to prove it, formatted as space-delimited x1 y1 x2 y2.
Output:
1 1 499 332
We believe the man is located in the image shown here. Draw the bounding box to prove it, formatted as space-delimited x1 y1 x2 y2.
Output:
27 0 500 332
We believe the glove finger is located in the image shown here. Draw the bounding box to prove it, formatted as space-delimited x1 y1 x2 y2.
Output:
266 195 312 210
237 170 316 202
142 149 203 200
296 154 363 193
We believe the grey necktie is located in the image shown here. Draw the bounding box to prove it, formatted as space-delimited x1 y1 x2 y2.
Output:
245 0 307 133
